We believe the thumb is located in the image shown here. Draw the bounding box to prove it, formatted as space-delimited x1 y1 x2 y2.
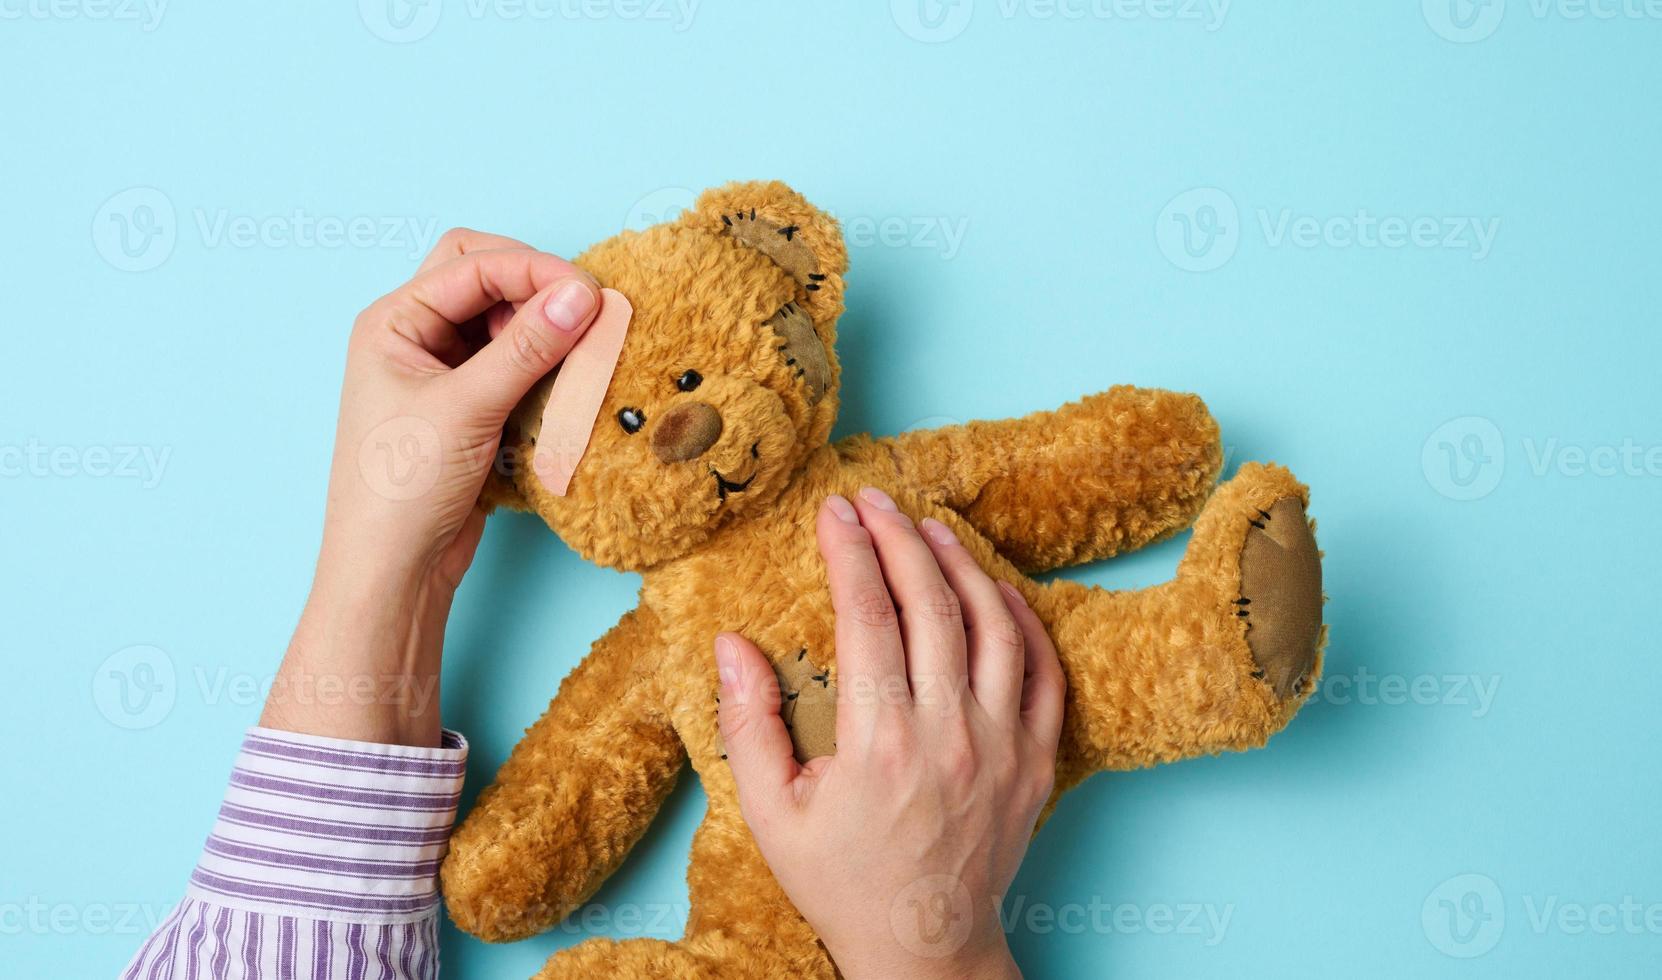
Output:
716 633 801 808
448 276 599 422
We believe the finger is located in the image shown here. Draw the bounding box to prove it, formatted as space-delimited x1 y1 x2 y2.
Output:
484 301 517 340
853 488 967 708
717 633 802 812
442 276 600 422
919 518 1025 720
818 495 907 740
418 232 538 351
418 227 535 274
364 248 591 359
999 582 1066 750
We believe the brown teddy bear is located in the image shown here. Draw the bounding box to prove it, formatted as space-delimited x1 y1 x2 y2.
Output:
440 180 1325 978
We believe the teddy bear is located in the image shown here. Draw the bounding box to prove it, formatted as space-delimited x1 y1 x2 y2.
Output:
439 180 1325 978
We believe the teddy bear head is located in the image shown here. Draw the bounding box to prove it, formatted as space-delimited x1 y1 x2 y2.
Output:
489 181 849 571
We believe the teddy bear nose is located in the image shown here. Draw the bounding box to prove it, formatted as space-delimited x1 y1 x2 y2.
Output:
650 401 724 463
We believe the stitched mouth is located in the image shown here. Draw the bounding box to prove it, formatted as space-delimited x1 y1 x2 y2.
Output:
712 443 761 501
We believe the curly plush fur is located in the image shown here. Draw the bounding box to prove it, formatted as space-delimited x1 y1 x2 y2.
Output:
441 181 1327 978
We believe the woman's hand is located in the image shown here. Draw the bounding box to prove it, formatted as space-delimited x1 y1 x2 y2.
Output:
262 230 600 747
717 488 1067 980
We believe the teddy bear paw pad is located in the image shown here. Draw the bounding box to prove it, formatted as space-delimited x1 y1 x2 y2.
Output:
1236 497 1323 700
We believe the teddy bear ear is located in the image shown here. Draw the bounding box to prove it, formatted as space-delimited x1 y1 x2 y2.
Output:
683 181 848 320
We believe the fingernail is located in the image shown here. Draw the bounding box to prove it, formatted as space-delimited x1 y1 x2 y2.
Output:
825 494 859 524
998 581 1027 607
543 279 597 332
921 517 957 546
715 635 740 686
858 486 898 512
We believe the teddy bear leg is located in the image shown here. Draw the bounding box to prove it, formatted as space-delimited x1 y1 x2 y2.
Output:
877 385 1224 573
677 804 837 977
529 935 762 980
529 937 708 979
1030 462 1325 780
528 805 836 979
530 930 826 980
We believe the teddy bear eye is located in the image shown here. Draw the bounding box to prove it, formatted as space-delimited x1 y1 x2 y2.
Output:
676 370 703 392
617 408 646 434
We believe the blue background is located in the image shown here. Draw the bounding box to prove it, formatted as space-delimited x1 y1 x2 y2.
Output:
4 2 1659 976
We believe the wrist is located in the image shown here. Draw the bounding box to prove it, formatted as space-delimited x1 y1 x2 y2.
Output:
298 551 454 668
313 525 446 598
836 935 1019 980
264 546 454 747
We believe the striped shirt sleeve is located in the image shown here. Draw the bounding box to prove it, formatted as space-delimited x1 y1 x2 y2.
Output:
119 727 467 979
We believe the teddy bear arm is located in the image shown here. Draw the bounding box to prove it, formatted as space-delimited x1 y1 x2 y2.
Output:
880 385 1223 572
440 606 685 943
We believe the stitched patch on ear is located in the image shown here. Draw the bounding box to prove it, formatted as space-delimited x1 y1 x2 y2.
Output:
766 302 830 404
721 208 822 286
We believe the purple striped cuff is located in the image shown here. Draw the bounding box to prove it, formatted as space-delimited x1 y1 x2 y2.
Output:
183 727 467 925
119 900 441 980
